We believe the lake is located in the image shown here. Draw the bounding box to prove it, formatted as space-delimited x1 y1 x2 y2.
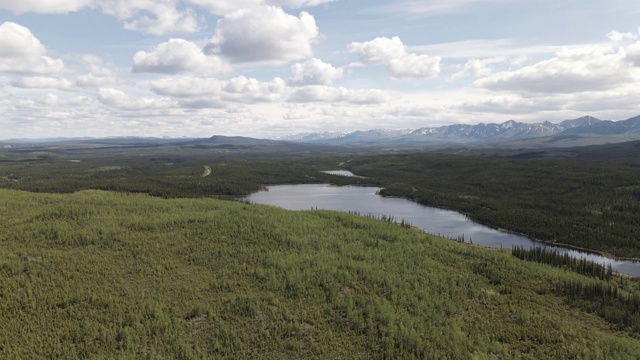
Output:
244 183 640 276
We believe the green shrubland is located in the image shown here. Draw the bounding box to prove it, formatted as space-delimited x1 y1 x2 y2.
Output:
1 189 639 358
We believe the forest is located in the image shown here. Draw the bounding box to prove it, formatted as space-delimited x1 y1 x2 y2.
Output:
347 152 640 259
1 139 640 357
1 139 639 258
1 188 640 358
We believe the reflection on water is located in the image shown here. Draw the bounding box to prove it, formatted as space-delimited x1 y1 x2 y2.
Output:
321 170 367 178
244 184 640 276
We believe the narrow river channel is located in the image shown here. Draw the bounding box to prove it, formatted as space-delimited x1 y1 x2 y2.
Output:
244 182 640 276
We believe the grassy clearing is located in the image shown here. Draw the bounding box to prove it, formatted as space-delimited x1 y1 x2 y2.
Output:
1 189 639 358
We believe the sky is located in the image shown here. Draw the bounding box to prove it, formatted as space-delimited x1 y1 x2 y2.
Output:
1 0 639 139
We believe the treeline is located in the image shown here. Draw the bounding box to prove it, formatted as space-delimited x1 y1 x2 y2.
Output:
556 280 640 334
349 153 640 258
347 210 412 228
511 246 640 332
512 246 613 281
0 150 372 199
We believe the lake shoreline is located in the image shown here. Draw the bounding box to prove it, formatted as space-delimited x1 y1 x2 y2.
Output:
244 183 640 276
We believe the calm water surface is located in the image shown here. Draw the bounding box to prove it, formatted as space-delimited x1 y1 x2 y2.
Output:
321 170 367 178
244 184 640 276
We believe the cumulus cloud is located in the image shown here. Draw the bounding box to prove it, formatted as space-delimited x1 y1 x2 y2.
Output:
349 37 406 63
0 1 203 35
450 57 507 80
607 30 637 42
475 45 637 94
150 74 388 107
0 0 335 37
75 54 126 88
150 76 287 107
11 76 74 90
98 0 202 35
627 41 640 66
0 22 64 75
97 87 175 110
348 36 440 78
150 77 223 97
387 54 442 78
289 58 343 85
288 86 389 104
133 39 229 75
223 76 287 103
206 5 319 64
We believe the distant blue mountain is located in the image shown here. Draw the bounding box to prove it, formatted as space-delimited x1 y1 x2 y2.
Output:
280 115 640 145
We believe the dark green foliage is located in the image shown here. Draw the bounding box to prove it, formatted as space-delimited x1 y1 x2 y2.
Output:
512 246 613 280
348 153 640 258
557 280 640 334
512 246 640 333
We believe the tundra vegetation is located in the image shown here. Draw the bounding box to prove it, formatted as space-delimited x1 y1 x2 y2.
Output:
0 139 639 358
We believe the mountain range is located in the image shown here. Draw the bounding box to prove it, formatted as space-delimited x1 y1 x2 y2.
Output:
4 115 640 151
277 115 640 147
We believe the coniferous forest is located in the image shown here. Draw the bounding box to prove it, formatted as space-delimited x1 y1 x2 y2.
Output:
1 139 640 358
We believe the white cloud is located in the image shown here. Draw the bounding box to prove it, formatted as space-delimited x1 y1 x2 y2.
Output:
458 94 567 114
11 76 74 90
123 6 201 35
206 5 319 64
0 22 47 57
0 22 64 75
151 74 387 107
0 1 201 35
223 76 287 103
150 76 287 106
76 54 125 88
475 45 638 94
288 86 389 104
348 36 440 78
76 74 119 88
627 41 640 66
410 39 565 60
0 1 204 35
348 36 406 63
133 38 229 75
289 58 343 85
98 0 202 35
98 87 175 110
387 54 441 79
150 77 223 97
0 0 92 14
451 57 507 80
607 30 637 42
97 88 130 107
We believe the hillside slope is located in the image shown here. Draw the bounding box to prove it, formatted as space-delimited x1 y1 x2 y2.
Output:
0 190 639 358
